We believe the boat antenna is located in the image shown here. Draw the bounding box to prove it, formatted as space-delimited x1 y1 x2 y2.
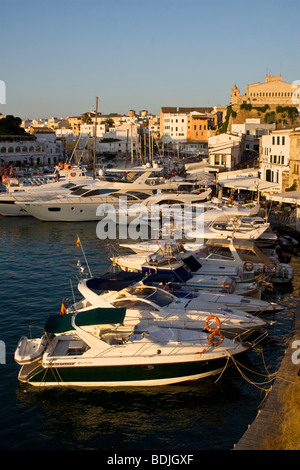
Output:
67 132 81 165
93 96 99 179
76 235 92 277
70 279 76 305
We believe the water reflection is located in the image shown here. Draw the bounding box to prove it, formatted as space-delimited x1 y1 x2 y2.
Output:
15 371 253 451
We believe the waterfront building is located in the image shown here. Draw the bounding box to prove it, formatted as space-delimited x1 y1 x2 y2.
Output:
231 119 276 139
79 123 108 138
0 133 62 167
287 129 300 190
67 116 82 136
259 128 296 190
231 74 300 109
208 133 242 171
159 107 218 156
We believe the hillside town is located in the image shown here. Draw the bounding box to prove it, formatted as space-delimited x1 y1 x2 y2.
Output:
1 73 300 195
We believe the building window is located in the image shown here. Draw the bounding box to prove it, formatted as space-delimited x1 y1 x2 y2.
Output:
272 137 275 145
294 164 299 174
281 156 285 165
277 136 280 145
282 136 285 145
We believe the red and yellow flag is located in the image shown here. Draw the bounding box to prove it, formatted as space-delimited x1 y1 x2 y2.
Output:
60 299 67 315
76 236 80 247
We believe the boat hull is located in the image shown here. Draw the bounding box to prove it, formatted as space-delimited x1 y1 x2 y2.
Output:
18 356 230 387
0 199 30 216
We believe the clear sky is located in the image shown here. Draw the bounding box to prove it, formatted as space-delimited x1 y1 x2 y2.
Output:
0 0 299 119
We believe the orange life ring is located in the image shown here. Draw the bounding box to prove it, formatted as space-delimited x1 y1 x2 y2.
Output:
222 281 235 294
64 164 72 170
70 172 76 177
244 260 254 272
205 315 221 332
208 331 224 347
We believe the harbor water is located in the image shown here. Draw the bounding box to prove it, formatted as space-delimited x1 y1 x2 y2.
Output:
0 216 298 450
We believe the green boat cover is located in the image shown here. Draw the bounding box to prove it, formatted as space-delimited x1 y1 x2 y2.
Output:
44 307 126 334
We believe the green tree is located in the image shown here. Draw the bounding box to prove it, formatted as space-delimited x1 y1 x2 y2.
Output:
81 113 92 124
0 115 28 135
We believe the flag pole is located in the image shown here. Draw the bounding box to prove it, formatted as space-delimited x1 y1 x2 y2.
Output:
76 235 92 277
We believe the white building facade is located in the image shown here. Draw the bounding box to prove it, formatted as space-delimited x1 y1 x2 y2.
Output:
208 133 242 170
162 113 188 143
0 134 63 166
259 129 291 189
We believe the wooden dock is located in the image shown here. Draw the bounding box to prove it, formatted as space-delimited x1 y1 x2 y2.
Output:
233 302 300 450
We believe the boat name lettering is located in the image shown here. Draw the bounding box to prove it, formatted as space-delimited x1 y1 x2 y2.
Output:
51 361 93 366
52 362 76 366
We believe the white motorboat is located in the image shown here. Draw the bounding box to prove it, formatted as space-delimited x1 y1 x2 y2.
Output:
14 334 49 364
114 239 272 284
0 163 92 216
16 308 251 387
75 270 283 314
112 242 262 296
16 186 154 222
75 279 266 335
187 216 271 241
14 166 182 222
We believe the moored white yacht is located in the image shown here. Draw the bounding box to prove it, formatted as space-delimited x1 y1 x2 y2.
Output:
187 216 271 241
75 270 284 314
14 166 184 222
75 277 267 334
0 163 92 216
15 307 251 387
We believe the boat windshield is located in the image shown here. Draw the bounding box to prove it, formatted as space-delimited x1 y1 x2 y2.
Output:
147 289 173 307
125 286 173 307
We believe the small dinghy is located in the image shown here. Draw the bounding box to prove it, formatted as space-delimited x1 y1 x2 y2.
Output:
14 334 48 365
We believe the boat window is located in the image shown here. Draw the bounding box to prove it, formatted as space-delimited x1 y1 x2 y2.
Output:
111 193 138 201
48 207 61 212
67 346 88 355
123 286 173 307
126 191 150 200
111 299 159 310
71 187 92 196
82 189 102 197
61 183 77 189
70 185 86 192
146 289 173 307
126 286 156 297
66 341 89 355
